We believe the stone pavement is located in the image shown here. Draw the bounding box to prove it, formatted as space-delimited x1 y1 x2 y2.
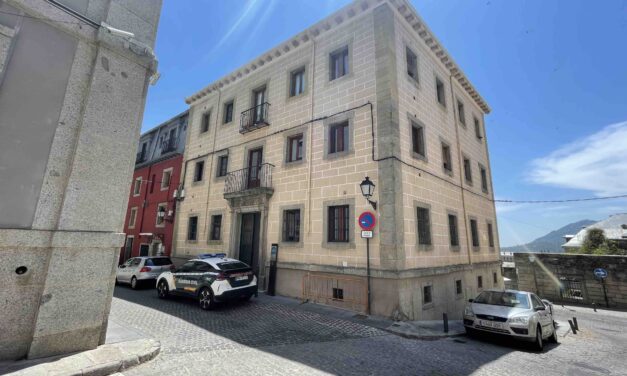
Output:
110 286 627 376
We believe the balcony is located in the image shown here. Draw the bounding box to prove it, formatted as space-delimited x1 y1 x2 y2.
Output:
224 163 274 201
240 102 270 134
161 137 177 155
136 152 147 164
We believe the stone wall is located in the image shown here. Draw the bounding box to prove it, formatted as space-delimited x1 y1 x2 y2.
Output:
514 253 627 308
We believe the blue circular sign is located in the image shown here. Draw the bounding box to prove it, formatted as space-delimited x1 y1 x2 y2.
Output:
594 268 608 279
359 211 376 231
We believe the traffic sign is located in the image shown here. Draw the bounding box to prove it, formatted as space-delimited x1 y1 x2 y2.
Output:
361 230 373 238
358 211 376 231
594 268 608 279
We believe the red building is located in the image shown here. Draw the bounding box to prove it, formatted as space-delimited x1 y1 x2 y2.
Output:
120 111 188 263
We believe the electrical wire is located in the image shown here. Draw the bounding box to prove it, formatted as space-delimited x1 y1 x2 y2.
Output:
0 10 86 26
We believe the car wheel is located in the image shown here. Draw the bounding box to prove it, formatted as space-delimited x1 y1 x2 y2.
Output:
198 287 215 310
533 326 544 352
549 324 559 344
157 280 169 299
131 276 138 290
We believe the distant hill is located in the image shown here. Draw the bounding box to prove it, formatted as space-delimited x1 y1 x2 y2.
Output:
502 219 597 253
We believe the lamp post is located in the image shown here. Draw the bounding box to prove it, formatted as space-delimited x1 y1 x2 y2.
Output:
359 176 377 315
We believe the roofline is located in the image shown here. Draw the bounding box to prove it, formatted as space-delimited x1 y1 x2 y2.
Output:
140 109 189 138
184 0 490 114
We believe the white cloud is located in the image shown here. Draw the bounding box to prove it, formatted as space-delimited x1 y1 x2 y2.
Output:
529 121 627 196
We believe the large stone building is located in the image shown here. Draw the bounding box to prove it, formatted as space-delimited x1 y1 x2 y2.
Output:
174 0 501 320
120 111 188 264
0 0 161 360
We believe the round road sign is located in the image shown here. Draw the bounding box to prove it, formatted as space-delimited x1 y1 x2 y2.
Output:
358 211 376 231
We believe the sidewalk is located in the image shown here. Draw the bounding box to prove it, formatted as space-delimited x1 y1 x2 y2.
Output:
0 319 159 376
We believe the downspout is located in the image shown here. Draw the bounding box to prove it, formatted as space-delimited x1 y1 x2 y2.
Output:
137 162 153 252
449 74 472 265
204 88 222 250
307 36 316 234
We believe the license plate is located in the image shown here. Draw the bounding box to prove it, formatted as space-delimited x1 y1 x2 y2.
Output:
235 276 248 281
480 320 504 329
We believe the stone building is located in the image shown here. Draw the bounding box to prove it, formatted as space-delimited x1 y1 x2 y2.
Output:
120 111 188 264
0 0 161 360
174 0 501 320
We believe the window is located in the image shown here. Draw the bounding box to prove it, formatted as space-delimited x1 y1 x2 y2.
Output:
416 207 431 246
474 116 483 140
463 157 472 183
455 280 463 295
133 177 142 196
290 67 305 96
477 275 483 289
411 122 425 158
448 213 459 247
423 285 432 305
493 272 498 285
328 205 349 242
187 216 198 241
441 143 452 173
470 218 480 248
480 165 488 193
329 121 349 154
223 101 234 124
487 222 495 247
209 215 222 241
156 203 167 226
193 161 204 182
457 100 465 125
201 111 210 133
282 209 301 242
435 77 446 106
330 47 349 80
161 169 172 190
128 207 138 228
406 47 418 82
217 156 228 177
287 134 303 162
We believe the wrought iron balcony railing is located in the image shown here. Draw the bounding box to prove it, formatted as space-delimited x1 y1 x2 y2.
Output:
224 163 274 195
161 137 177 154
240 102 270 134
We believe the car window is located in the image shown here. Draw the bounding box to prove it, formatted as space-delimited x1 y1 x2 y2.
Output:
194 262 213 273
531 294 544 309
124 259 134 266
146 258 172 266
131 258 142 266
217 261 249 271
177 261 195 273
473 291 530 309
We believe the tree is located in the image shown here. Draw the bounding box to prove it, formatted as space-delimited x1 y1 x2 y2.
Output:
573 228 627 255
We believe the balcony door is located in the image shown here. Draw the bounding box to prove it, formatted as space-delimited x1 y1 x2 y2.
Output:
252 87 266 123
247 148 263 189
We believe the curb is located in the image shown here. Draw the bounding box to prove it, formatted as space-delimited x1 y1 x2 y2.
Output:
383 327 466 340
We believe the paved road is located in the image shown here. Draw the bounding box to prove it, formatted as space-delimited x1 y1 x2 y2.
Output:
110 287 627 376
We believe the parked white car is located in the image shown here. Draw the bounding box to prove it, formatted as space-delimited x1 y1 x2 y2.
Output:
463 289 558 351
116 256 174 289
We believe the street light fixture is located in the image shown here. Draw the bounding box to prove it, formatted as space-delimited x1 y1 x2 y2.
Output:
359 176 377 211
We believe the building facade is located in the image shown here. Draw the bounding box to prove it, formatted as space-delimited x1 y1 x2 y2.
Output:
121 111 188 263
0 0 161 360
174 0 501 320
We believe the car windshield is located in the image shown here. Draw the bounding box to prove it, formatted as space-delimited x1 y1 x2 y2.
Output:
473 291 530 309
217 261 249 271
146 258 172 266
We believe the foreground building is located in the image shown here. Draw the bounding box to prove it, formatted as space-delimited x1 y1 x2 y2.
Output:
0 0 161 360
121 111 188 263
175 0 501 320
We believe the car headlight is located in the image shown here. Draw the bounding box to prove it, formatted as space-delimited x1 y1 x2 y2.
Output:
509 315 529 325
464 306 475 317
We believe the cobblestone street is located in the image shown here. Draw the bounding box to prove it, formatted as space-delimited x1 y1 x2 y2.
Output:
111 287 627 375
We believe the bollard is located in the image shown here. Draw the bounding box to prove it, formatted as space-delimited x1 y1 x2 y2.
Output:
443 313 449 333
568 319 577 334
573 317 579 331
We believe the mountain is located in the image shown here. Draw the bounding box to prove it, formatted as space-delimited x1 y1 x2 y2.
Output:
502 219 597 253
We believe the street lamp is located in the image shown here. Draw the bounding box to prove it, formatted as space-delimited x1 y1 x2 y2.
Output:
359 176 377 211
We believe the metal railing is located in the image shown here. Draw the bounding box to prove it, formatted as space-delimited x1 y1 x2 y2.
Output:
161 137 177 154
136 152 147 164
240 102 270 134
224 163 274 195
302 273 367 313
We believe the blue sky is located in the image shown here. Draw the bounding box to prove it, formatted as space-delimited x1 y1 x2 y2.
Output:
142 0 627 247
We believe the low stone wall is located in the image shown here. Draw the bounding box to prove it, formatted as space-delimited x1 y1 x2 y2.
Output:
514 253 627 308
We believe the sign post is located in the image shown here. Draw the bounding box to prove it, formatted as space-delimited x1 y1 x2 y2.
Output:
359 212 376 315
594 268 609 308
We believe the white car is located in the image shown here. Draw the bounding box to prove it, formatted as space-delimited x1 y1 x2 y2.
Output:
116 256 175 289
463 289 558 351
155 253 257 310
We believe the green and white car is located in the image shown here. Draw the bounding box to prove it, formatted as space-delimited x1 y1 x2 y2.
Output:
156 253 257 310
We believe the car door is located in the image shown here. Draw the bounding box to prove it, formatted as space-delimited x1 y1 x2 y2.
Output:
118 258 135 282
531 294 551 335
173 261 196 295
128 258 143 280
